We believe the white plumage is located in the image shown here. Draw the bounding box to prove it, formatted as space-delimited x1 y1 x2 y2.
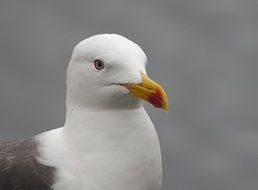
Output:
35 34 166 190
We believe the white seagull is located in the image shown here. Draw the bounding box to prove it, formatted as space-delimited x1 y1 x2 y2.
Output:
0 34 169 190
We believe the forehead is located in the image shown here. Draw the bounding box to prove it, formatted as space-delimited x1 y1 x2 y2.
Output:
72 34 147 63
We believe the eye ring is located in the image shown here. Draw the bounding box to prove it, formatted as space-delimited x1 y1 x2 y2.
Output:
94 59 105 70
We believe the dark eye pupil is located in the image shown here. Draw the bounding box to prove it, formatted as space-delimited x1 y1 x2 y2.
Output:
94 60 104 70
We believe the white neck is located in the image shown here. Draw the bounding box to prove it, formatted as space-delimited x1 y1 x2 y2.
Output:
60 104 162 190
38 101 162 190
64 103 148 150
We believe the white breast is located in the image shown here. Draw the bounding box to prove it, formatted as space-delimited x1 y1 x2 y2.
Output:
36 108 162 190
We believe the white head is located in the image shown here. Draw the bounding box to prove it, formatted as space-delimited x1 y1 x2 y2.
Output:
66 34 168 111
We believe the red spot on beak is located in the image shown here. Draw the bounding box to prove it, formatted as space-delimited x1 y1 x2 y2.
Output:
148 89 162 108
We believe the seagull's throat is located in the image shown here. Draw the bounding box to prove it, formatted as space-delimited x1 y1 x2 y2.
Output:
61 103 162 190
63 106 149 151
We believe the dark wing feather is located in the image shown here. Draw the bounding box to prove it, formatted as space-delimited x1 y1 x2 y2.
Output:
0 138 55 190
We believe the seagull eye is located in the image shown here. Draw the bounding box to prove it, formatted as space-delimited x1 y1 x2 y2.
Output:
94 59 105 70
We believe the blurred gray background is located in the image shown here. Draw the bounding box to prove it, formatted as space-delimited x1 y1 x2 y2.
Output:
0 0 257 189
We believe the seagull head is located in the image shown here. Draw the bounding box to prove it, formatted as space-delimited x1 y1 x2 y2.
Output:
66 34 169 111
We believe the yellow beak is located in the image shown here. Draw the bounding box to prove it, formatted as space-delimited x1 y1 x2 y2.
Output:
123 73 169 111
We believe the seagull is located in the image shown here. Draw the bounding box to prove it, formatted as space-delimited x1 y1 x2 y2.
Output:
0 34 169 190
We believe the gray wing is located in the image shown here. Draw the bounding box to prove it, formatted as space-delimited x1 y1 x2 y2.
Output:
0 138 55 190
